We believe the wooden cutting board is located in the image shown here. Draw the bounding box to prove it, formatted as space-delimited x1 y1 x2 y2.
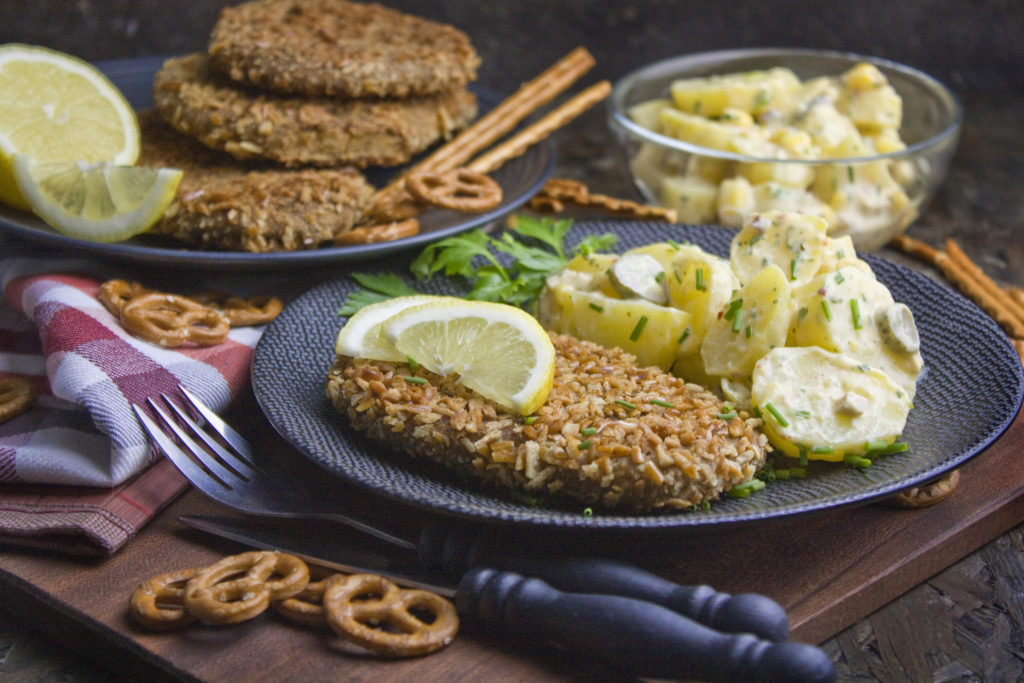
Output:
1 407 1022 682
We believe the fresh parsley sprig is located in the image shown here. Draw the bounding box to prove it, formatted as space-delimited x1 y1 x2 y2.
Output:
337 216 617 315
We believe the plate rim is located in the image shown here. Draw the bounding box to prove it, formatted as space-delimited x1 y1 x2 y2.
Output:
251 224 1024 532
0 55 556 270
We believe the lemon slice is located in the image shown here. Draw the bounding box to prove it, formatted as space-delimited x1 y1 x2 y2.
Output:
384 299 556 415
335 295 449 362
12 156 182 242
0 44 140 210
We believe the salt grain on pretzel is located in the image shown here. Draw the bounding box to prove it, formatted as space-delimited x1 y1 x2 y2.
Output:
405 168 502 212
183 551 309 625
120 293 231 348
129 568 199 630
0 377 39 424
323 573 458 658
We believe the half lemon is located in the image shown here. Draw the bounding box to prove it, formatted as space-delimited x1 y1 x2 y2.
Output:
0 44 139 210
13 156 182 242
384 298 556 416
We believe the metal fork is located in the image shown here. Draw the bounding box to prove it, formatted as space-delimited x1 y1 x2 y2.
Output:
132 385 416 550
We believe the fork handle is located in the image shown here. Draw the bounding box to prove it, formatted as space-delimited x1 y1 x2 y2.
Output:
417 522 790 642
458 568 834 682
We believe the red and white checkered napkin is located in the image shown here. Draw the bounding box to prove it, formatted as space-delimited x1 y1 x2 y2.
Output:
0 256 263 554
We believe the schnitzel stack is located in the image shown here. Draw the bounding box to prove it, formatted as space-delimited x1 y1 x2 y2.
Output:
144 0 481 251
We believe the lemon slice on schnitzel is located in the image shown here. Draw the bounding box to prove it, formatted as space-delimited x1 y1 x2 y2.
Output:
0 44 139 210
335 295 448 362
13 156 181 242
384 298 556 415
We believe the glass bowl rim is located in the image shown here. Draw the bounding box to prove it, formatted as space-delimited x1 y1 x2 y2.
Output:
608 47 964 165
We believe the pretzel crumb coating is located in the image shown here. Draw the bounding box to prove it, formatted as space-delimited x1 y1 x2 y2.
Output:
327 333 768 512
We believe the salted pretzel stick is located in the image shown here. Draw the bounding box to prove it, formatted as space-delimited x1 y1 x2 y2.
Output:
944 238 1024 326
890 234 942 267
378 46 595 199
934 249 1024 338
468 80 613 174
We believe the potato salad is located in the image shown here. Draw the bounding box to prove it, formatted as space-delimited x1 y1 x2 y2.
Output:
536 209 923 464
628 62 922 249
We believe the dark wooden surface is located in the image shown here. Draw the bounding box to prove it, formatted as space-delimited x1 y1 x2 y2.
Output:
2 1 1023 681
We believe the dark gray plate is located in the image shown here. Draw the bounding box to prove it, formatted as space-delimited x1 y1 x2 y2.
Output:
251 222 1024 531
0 56 554 270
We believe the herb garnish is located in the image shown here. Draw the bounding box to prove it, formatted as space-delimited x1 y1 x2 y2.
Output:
337 217 617 315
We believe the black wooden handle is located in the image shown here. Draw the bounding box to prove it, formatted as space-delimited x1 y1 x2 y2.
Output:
457 568 835 683
418 522 790 641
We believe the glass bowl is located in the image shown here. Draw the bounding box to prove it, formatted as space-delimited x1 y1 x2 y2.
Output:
608 48 962 251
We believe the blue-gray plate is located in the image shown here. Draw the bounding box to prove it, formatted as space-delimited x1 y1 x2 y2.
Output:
0 56 554 270
251 222 1024 531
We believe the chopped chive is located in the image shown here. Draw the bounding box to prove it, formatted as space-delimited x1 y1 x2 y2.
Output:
668 239 682 250
811 445 834 455
581 427 598 436
789 258 798 280
674 268 682 283
844 453 872 468
788 468 807 478
865 439 889 452
724 298 744 320
404 376 427 384
630 316 648 341
821 299 832 321
794 409 812 418
695 268 706 291
763 401 789 427
524 416 536 425
651 399 675 408
731 309 744 333
799 449 809 467
678 327 692 345
726 479 766 498
878 441 909 454
717 410 738 420
850 298 862 329
582 507 593 517
406 356 420 371
775 469 791 480
835 272 845 284
655 270 666 283
578 440 592 450
847 165 855 183
588 302 604 313
615 399 637 411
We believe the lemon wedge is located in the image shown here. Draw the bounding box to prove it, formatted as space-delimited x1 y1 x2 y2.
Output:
12 156 182 242
0 44 140 210
384 298 556 415
335 295 449 362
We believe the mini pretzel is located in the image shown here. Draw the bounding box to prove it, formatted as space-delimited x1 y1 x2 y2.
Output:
183 551 310 625
129 568 199 630
886 469 961 509
323 574 459 657
271 566 335 626
334 218 420 246
98 279 153 316
405 169 502 212
120 293 230 348
188 292 283 326
0 377 38 423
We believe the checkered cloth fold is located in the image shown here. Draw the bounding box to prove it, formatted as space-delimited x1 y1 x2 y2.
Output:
0 254 263 554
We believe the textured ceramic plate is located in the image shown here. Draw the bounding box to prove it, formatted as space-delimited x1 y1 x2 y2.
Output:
0 56 554 270
252 222 1024 531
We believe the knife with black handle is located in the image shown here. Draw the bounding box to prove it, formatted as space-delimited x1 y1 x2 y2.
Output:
417 519 792 642
459 567 835 682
